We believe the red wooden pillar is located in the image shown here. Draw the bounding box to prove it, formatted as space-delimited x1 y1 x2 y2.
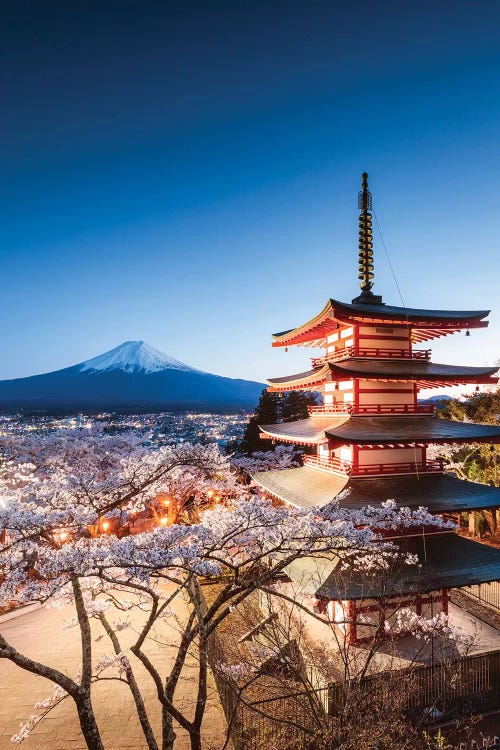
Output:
442 588 449 616
352 445 359 475
416 593 422 616
347 600 357 646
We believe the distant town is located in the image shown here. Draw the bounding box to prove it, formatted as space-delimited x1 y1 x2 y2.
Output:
0 411 250 449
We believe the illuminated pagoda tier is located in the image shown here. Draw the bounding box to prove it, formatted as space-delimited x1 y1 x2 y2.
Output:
252 173 500 645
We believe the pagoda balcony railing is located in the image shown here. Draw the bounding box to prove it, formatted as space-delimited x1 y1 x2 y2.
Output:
308 403 435 416
311 347 431 368
303 454 352 474
353 459 445 476
353 403 435 415
303 455 445 476
308 404 353 415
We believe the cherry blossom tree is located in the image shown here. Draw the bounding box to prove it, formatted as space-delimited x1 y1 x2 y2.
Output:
0 429 451 750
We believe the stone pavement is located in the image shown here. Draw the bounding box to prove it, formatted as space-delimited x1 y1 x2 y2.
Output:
0 591 227 750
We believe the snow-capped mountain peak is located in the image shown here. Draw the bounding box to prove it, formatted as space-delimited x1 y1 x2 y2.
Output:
79 341 199 375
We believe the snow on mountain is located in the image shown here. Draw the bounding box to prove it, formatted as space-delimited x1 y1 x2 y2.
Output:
79 341 200 375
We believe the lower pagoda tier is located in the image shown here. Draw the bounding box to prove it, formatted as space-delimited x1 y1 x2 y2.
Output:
252 467 500 513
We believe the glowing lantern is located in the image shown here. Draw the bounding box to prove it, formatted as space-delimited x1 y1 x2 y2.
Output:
102 520 110 532
159 517 168 526
207 490 214 499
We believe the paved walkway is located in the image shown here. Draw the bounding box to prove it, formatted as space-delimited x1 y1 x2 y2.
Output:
0 591 227 750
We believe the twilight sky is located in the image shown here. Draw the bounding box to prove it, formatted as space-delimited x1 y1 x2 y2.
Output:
1 0 500 385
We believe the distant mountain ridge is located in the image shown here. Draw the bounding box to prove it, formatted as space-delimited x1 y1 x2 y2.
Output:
0 341 264 413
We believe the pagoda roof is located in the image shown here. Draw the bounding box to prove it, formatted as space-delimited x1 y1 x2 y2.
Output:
252 466 348 509
305 534 500 600
267 364 330 391
259 416 349 444
325 416 500 444
252 467 500 513
327 359 498 385
267 360 498 391
272 298 490 347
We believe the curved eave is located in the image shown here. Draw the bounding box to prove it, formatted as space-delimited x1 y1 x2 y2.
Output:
266 364 330 392
271 300 335 348
252 466 349 509
271 298 490 348
327 360 499 387
259 416 349 445
325 416 500 445
331 298 490 326
252 467 500 514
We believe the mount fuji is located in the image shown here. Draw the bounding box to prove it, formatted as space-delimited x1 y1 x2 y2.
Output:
0 341 264 412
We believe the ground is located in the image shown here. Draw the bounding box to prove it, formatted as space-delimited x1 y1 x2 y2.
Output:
0 593 227 750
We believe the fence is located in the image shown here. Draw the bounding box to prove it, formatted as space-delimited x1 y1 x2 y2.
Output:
457 581 500 612
207 638 500 750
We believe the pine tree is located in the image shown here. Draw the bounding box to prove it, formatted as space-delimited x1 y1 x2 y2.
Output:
279 391 318 422
238 390 279 454
237 389 319 454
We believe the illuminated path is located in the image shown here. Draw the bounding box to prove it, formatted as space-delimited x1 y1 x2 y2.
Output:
0 593 226 750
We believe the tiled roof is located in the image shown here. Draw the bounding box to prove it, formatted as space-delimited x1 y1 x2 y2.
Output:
328 359 498 380
251 467 500 513
259 416 349 444
312 534 500 599
325 416 500 443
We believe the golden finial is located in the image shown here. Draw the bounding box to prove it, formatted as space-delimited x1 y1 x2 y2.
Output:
358 171 374 293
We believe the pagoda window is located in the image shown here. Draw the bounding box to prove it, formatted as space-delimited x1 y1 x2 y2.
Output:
327 332 339 344
340 327 354 340
338 380 353 391
339 446 353 463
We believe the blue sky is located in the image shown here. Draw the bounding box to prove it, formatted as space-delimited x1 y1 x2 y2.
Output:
1 0 499 384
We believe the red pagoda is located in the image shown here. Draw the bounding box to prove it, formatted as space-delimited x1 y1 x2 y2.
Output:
253 173 500 644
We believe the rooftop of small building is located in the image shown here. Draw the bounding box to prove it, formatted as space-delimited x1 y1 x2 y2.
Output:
303 533 500 600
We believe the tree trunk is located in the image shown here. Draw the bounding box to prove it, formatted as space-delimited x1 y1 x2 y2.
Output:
75 693 105 750
189 728 202 750
162 705 176 750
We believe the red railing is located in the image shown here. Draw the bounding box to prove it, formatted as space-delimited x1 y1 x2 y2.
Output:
353 403 435 415
308 404 352 415
311 347 431 368
308 403 435 416
303 455 352 474
354 460 445 476
303 455 445 476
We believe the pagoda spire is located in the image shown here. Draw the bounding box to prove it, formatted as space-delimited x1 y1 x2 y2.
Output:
352 172 383 304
